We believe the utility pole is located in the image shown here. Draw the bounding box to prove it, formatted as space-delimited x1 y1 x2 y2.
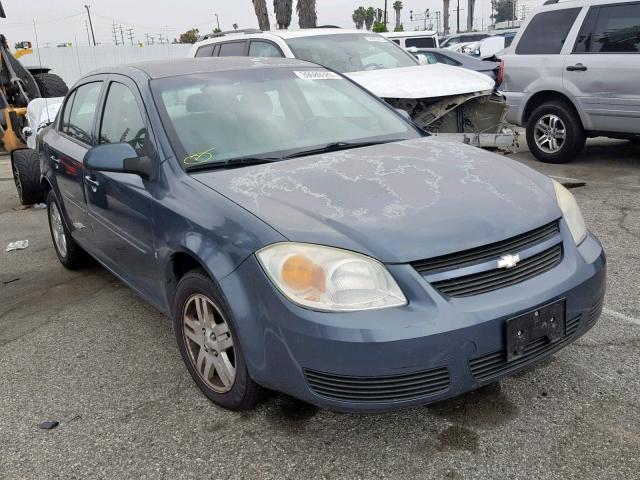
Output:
119 25 125 45
126 27 135 45
157 33 165 44
454 0 464 33
145 33 150 45
84 4 96 46
112 21 119 45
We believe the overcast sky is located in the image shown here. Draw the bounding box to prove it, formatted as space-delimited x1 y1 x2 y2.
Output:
3 0 542 46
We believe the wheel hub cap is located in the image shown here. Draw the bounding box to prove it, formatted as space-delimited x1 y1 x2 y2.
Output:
182 294 236 393
534 114 566 154
49 202 67 258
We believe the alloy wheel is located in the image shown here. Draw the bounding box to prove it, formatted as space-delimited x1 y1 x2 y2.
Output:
49 201 68 258
534 114 566 154
182 294 236 393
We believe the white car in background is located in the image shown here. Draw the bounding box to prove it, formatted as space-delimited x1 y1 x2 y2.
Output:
382 30 439 49
188 28 515 148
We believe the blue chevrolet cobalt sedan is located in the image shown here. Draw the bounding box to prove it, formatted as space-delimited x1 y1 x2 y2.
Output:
39 58 605 412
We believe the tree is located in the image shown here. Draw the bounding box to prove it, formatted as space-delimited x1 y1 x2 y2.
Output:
179 28 199 43
274 0 292 29
443 0 450 34
394 23 404 32
372 20 388 33
352 7 366 29
365 7 376 30
491 0 516 23
297 0 317 28
252 0 270 31
393 1 403 31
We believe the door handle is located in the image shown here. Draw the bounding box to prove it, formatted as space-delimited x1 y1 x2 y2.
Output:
566 63 587 72
50 155 61 168
84 175 100 192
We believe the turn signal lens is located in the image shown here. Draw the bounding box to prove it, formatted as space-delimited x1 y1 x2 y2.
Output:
281 254 326 293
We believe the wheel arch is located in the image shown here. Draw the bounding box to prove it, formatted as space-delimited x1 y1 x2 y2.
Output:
164 249 218 312
522 91 584 128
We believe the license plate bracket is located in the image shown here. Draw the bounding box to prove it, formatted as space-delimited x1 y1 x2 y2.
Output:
506 299 566 362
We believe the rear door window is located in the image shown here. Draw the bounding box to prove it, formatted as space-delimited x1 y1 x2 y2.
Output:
574 3 640 53
218 41 247 56
405 37 436 48
64 82 102 144
195 44 215 57
249 41 284 57
515 8 581 54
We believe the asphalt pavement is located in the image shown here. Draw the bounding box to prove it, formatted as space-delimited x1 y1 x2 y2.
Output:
1 137 638 480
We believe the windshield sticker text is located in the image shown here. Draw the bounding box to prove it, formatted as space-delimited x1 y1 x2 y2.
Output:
364 36 387 42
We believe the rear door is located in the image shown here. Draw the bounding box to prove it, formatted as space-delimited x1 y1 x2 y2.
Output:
44 80 104 242
84 75 159 299
566 1 640 133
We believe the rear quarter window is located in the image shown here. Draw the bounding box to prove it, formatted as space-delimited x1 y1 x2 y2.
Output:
195 44 215 57
405 37 437 48
515 8 581 54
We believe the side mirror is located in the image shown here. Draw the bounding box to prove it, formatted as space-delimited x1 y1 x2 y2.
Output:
394 108 412 123
84 143 152 179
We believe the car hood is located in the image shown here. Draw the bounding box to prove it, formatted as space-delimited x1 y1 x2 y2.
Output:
345 64 495 99
193 138 560 264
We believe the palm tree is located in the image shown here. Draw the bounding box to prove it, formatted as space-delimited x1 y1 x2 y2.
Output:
393 1 403 30
467 0 475 31
443 0 450 34
352 6 366 29
252 0 270 30
365 7 376 30
274 0 292 29
297 0 317 28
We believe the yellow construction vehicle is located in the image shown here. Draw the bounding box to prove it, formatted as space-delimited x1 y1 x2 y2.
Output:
0 2 68 153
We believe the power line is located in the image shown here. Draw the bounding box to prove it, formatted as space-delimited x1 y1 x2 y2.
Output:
126 27 135 45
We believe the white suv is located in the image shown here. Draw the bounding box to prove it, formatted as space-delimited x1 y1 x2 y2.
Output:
502 0 640 163
188 28 516 148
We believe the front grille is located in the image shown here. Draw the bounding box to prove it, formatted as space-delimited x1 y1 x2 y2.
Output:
304 366 450 403
469 313 581 381
587 297 604 327
411 221 560 275
432 244 563 298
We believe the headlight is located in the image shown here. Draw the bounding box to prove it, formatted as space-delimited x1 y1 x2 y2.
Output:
553 179 587 244
256 243 407 312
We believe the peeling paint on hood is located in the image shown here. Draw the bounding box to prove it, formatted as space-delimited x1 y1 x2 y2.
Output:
193 137 560 263
345 64 495 99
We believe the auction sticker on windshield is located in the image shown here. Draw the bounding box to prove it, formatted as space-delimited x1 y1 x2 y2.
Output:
364 36 387 42
294 71 341 80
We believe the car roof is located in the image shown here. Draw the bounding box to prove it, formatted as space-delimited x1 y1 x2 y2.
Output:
88 57 317 80
534 0 636 11
382 31 437 38
193 28 379 47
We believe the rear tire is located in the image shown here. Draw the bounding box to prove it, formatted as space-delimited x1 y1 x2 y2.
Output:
526 101 586 164
173 268 261 411
12 149 45 205
46 190 92 269
33 73 69 98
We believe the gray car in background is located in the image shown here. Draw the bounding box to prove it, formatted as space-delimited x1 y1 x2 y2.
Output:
411 47 500 80
501 0 640 163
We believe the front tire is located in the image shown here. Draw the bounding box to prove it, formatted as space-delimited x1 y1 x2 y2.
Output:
526 101 586 164
46 190 92 269
12 149 45 205
173 268 260 410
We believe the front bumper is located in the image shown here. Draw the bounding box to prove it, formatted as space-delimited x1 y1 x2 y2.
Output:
220 229 606 413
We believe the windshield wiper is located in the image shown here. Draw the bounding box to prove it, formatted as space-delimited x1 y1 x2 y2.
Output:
186 156 282 172
283 139 404 159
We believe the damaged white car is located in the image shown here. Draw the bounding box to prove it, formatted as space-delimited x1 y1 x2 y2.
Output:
188 29 516 148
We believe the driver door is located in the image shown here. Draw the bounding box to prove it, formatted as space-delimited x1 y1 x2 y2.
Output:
83 75 159 300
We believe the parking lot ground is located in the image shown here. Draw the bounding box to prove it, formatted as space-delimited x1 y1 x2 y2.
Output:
1 138 639 480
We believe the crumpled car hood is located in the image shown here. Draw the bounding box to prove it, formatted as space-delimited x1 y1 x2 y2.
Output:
345 64 495 99
194 137 560 263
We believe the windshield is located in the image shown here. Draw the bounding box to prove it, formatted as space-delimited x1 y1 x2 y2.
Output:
285 33 418 73
152 67 420 170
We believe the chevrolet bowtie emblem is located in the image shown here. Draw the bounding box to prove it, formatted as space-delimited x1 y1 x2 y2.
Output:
497 254 520 269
